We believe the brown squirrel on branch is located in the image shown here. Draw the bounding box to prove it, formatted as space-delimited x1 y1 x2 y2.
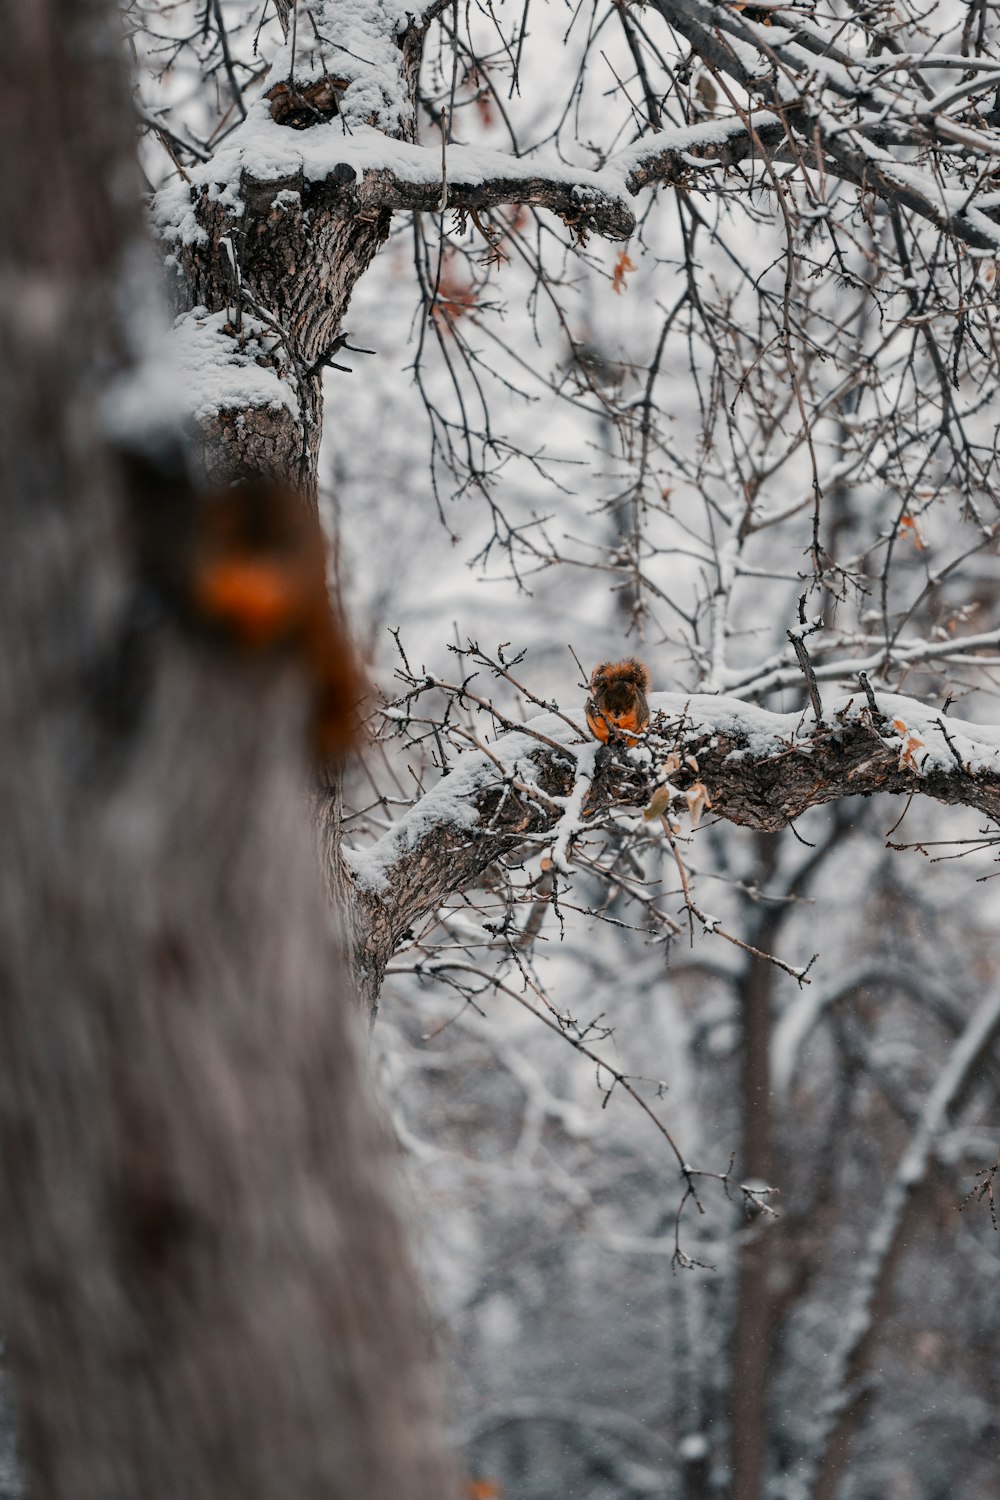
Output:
585 658 651 745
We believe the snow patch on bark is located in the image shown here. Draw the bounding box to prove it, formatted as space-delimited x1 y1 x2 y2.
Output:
167 308 300 422
346 715 580 895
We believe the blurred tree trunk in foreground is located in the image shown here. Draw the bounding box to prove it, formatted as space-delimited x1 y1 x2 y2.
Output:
0 5 454 1497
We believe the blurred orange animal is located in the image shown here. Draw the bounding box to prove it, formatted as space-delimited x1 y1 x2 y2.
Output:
190 481 365 760
585 658 651 745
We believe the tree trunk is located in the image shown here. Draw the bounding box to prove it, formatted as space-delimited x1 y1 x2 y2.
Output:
730 837 781 1500
0 5 455 1496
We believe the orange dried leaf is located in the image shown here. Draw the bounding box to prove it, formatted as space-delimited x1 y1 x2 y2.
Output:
892 719 924 770
644 785 673 821
899 733 925 771
695 74 717 114
685 781 713 828
465 1482 502 1500
611 250 637 295
430 270 478 330
898 513 927 551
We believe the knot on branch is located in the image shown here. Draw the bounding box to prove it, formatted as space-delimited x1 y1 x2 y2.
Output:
267 77 349 129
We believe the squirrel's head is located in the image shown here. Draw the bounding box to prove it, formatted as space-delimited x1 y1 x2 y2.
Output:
589 657 651 713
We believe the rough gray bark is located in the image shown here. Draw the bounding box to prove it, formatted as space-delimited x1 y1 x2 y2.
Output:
0 4 455 1496
166 180 390 498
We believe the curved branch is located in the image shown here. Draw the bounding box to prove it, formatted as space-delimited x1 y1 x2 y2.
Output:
345 688 1000 1012
158 103 639 241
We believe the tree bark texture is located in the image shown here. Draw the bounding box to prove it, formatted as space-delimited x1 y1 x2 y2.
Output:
0 5 455 1497
157 2 430 502
166 179 391 499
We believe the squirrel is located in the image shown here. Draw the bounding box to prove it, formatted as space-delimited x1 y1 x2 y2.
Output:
585 658 651 745
186 480 365 761
120 444 364 762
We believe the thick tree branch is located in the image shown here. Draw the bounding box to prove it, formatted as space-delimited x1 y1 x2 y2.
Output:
156 104 639 241
345 689 1000 1015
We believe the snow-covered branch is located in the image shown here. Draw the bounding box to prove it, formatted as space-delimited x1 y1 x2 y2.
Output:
344 687 1000 1013
648 0 1000 250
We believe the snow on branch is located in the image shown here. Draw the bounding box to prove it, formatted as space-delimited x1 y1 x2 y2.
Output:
156 306 308 485
151 0 1000 264
167 307 301 424
155 101 639 243
647 0 1000 250
266 0 422 136
346 685 1000 981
